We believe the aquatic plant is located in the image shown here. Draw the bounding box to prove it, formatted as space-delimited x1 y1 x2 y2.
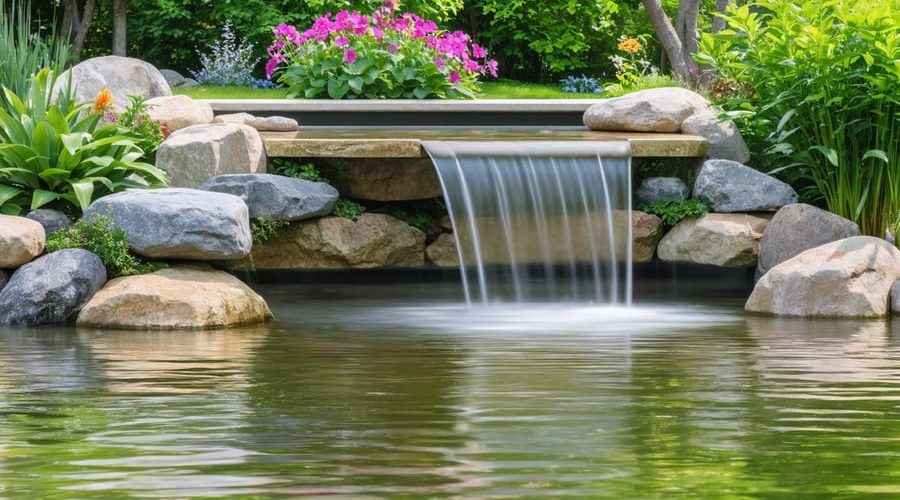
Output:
266 0 498 99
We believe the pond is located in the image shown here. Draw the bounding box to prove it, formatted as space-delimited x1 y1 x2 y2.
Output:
1 280 898 497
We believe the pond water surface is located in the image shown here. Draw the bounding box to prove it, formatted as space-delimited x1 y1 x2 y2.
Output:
1 281 899 498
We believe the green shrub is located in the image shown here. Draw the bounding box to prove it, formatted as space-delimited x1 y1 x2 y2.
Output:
273 159 323 181
46 215 160 278
0 69 166 214
333 198 364 221
698 0 899 236
115 95 169 164
0 69 169 215
251 218 290 243
639 198 709 228
267 3 498 99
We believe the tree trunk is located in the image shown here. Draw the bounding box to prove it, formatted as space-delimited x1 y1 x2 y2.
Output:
60 0 80 41
712 0 733 33
72 0 96 61
641 0 698 84
112 0 127 56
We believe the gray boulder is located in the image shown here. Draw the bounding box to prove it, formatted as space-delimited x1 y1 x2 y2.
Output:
0 249 106 325
693 159 798 212
636 177 689 204
26 209 71 236
199 174 338 221
84 188 252 260
583 87 708 132
180 78 200 88
160 69 186 87
757 204 860 276
746 237 900 318
681 110 750 163
55 56 171 111
156 123 267 188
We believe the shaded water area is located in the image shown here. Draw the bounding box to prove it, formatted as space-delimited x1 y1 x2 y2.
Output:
1 281 900 497
425 141 632 304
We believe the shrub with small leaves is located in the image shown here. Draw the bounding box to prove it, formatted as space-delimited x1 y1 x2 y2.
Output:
639 198 709 228
333 198 364 221
46 215 161 278
273 160 324 182
560 75 603 94
192 21 258 86
251 218 290 243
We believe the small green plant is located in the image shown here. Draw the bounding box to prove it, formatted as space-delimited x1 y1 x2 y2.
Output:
46 215 160 278
639 198 709 227
333 198 364 221
273 159 323 182
385 207 430 233
116 95 169 163
250 218 289 243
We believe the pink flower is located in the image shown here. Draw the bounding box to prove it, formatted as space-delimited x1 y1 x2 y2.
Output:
266 57 280 79
389 43 399 53
449 70 461 84
486 59 499 78
435 57 446 69
343 48 358 64
472 43 486 59
372 27 384 40
334 35 349 47
464 59 481 73
383 0 400 10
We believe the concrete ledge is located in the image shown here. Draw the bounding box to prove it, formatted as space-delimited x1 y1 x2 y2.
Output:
261 129 709 159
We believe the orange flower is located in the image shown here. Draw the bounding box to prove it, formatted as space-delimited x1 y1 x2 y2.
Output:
617 37 642 55
92 89 114 114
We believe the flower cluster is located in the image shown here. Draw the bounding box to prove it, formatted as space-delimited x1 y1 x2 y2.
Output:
610 35 657 88
91 91 169 163
266 0 498 99
560 75 603 94
192 22 259 86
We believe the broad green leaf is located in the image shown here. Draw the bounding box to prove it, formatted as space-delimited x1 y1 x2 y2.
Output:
30 189 60 210
862 149 889 163
67 179 95 212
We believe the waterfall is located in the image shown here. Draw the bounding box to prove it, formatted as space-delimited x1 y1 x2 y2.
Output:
423 141 632 305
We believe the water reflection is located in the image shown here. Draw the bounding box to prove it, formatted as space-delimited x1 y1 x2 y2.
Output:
0 285 898 497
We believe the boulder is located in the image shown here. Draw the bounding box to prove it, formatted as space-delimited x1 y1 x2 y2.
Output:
243 213 426 269
636 177 689 205
84 188 252 260
156 123 267 188
55 56 171 111
632 210 665 263
693 159 798 212
346 159 442 201
757 203 860 276
198 174 337 221
25 209 71 236
426 233 459 267
0 249 106 325
681 110 750 163
0 214 45 268
583 87 709 132
657 213 770 267
214 112 299 132
77 267 273 329
160 69 185 87
180 78 200 88
746 237 900 318
146 95 214 131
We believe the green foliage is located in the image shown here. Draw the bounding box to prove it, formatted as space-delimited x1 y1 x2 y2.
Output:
0 69 169 215
46 214 159 278
115 96 168 163
273 159 323 181
0 0 69 99
251 218 290 243
333 198 364 221
639 198 709 227
602 73 681 98
698 0 899 236
384 207 430 233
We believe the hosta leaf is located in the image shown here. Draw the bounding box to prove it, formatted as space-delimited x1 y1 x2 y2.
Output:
67 179 95 212
0 184 24 206
30 189 60 210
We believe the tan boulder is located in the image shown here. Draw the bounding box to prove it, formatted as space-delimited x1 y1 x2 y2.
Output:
246 213 426 269
583 87 708 132
76 267 273 329
426 233 459 267
746 237 900 318
146 95 214 131
657 213 770 267
0 215 45 267
632 210 664 263
346 159 442 201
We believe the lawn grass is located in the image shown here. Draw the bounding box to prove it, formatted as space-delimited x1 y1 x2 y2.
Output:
174 79 602 100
